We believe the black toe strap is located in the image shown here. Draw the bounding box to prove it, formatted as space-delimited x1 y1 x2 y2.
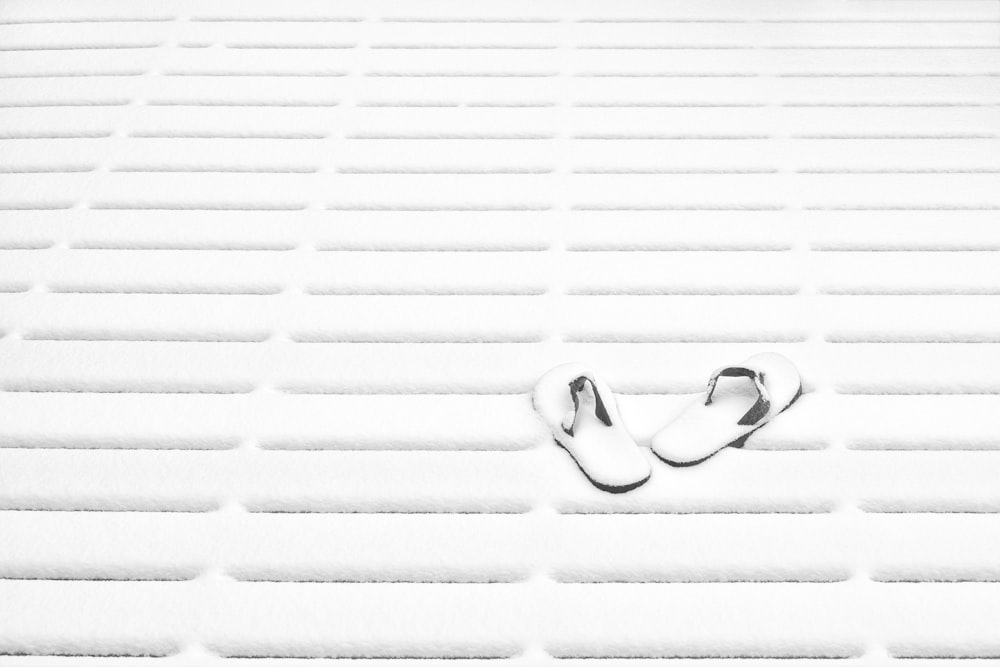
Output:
563 375 613 437
705 366 771 426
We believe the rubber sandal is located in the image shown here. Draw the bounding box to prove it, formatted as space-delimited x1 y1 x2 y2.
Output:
533 363 652 493
650 352 802 467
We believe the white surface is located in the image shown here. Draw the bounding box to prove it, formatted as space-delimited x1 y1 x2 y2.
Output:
533 363 651 490
651 352 801 465
2 0 1000 664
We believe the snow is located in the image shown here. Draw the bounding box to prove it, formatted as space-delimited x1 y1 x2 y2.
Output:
2 0 1000 663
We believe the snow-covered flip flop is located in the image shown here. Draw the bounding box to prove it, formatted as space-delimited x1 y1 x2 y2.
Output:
533 363 651 493
650 352 802 467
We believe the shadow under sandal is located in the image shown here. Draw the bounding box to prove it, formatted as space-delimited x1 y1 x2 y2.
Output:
533 363 652 493
650 352 802 467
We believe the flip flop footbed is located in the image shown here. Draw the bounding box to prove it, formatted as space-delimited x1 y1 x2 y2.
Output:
533 363 651 492
650 352 802 466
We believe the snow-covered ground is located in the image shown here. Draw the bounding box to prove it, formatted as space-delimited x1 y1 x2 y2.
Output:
2 0 1000 664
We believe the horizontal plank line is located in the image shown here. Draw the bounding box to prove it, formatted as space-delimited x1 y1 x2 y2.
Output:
828 336 1000 343
574 134 769 140
275 388 529 396
0 651 176 658
0 507 218 513
849 443 1000 451
788 103 1000 108
371 44 558 50
0 132 113 139
249 509 530 515
800 169 1000 173
865 509 1000 515
0 71 144 78
190 16 363 22
568 244 791 251
794 134 997 139
0 17 173 24
129 131 327 139
0 166 96 173
0 43 159 51
109 166 319 173
579 45 1000 50
144 100 340 107
553 652 860 660
21 331 272 343
576 72 757 78
874 577 1000 583
577 18 998 24
893 653 1000 660
87 203 308 210
808 206 1000 211
316 245 549 251
67 244 297 251
574 168 779 174
305 288 548 296
12 336 546 345
0 439 239 450
563 334 808 343
779 72 1000 78
381 17 558 23
291 336 545 344
840 389 1000 395
0 386 255 395
574 102 766 108
567 288 799 295
46 287 285 295
366 71 557 77
573 72 1000 79
324 205 551 211
0 242 53 250
555 576 850 584
14 288 553 296
0 508 535 515
347 133 555 140
559 508 835 515
354 101 550 108
224 43 356 50
337 167 553 174
60 244 548 252
0 100 129 108
163 71 348 77
814 245 1000 251
217 653 516 660
574 102 997 109
217 576 859 585
462 102 554 108
571 204 785 211
820 289 1000 296
0 575 194 582
234 577 524 584
258 444 533 452
0 389 531 396
0 203 75 210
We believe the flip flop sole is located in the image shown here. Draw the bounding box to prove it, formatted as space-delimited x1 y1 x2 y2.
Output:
653 384 803 468
533 364 651 493
554 438 652 493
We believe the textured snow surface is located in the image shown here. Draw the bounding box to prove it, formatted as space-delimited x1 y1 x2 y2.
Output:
2 0 1000 664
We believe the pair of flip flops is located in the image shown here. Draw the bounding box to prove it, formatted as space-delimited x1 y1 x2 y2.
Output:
533 353 802 493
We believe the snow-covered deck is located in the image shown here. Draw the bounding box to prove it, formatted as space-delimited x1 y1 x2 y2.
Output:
2 0 1000 663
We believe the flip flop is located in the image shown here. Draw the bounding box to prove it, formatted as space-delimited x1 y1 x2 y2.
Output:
533 363 651 493
650 352 802 467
